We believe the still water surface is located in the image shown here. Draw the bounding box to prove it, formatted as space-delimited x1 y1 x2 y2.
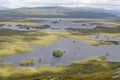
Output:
0 37 119 67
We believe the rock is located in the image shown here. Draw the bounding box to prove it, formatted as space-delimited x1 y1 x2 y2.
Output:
112 71 120 78
112 75 120 78
116 68 120 70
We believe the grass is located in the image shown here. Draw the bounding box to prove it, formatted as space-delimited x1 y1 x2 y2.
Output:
0 56 120 80
0 62 13 67
73 19 120 26
83 39 119 46
0 27 120 58
0 18 120 80
66 26 120 35
19 59 34 66
65 26 120 46
0 29 65 58
53 50 63 57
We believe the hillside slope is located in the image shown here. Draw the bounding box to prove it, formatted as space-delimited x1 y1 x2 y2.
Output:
0 7 118 19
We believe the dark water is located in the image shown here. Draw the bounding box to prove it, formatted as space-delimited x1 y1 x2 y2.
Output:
0 37 120 67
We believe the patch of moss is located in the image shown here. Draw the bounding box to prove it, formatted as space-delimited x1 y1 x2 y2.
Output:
19 59 34 66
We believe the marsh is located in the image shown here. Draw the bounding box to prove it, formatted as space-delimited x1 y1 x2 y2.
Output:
0 36 120 67
0 0 120 79
0 19 116 31
0 18 120 80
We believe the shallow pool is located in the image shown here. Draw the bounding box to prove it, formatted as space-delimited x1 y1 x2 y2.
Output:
0 37 120 67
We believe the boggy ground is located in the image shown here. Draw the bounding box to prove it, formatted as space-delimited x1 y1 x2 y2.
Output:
0 56 120 80
0 28 120 57
0 18 120 80
0 24 120 58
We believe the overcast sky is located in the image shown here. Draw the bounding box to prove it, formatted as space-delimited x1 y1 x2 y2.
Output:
0 0 120 10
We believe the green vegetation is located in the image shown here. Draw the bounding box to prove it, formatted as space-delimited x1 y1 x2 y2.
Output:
73 19 120 26
0 16 120 80
53 50 63 57
0 62 13 67
19 59 34 66
66 26 120 35
0 29 59 58
0 25 120 58
64 25 120 46
0 56 120 80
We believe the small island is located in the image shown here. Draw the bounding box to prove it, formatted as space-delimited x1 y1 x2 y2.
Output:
20 59 34 66
52 50 63 57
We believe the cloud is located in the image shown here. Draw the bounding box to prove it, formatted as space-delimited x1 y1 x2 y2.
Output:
0 0 120 10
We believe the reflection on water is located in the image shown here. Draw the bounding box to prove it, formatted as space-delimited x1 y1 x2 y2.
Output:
0 37 120 67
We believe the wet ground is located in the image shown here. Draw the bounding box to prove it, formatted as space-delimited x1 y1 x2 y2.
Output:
0 37 120 67
0 20 115 31
0 20 119 67
90 35 120 43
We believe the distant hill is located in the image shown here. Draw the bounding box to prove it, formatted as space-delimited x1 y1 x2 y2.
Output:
0 6 9 10
0 7 119 20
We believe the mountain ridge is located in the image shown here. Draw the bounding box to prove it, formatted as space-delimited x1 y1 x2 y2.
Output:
0 6 9 10
0 7 119 19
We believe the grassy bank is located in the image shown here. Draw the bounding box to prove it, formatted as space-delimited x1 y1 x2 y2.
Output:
0 26 120 58
0 18 119 58
0 56 120 80
0 18 120 80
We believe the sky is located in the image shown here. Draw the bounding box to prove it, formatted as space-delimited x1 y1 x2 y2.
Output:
0 0 120 10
